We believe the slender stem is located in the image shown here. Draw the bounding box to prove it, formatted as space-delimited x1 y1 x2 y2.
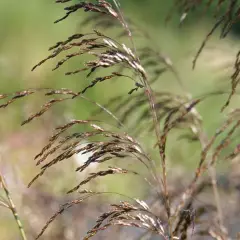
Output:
208 165 224 227
110 1 172 237
198 132 225 235
0 174 28 240
142 74 172 238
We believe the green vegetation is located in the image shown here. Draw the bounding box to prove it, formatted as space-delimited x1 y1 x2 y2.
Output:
0 0 239 239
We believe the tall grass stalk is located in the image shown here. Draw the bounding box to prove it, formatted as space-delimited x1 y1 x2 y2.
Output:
0 172 28 240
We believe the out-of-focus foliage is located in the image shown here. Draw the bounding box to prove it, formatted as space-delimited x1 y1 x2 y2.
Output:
0 0 240 239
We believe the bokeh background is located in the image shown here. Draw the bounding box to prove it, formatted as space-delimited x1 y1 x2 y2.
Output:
0 0 239 239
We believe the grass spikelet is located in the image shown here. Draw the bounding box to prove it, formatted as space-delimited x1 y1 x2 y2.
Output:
21 98 70 126
222 50 240 111
28 119 150 187
67 167 138 194
2 1 240 239
0 90 36 108
35 195 94 239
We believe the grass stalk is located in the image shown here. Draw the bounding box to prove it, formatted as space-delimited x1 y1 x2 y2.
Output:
0 173 28 240
142 73 172 238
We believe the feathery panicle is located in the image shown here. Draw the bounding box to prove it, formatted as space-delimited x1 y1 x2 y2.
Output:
1 1 240 239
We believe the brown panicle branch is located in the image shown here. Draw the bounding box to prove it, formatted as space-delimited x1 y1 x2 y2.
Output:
2 1 240 239
35 191 168 240
173 108 240 228
32 0 172 233
170 0 240 109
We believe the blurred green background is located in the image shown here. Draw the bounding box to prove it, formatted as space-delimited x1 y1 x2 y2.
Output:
0 0 239 239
